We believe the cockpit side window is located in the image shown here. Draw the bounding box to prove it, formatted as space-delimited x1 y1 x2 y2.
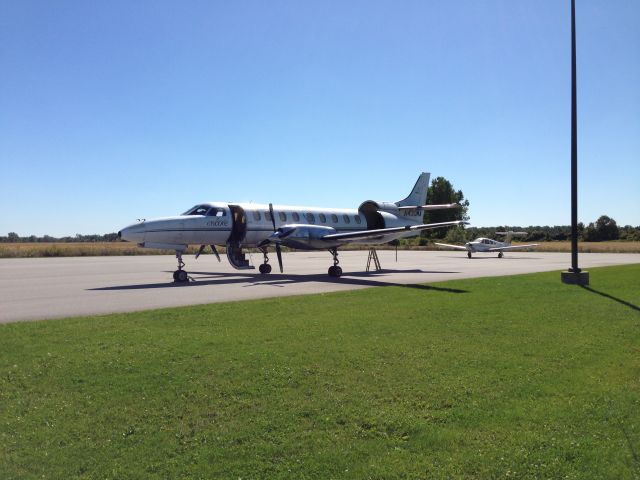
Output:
207 208 226 217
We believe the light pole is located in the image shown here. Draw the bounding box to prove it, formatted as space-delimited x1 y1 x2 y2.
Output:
561 0 589 285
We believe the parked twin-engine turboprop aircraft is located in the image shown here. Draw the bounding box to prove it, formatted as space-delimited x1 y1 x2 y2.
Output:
118 172 465 281
435 231 539 258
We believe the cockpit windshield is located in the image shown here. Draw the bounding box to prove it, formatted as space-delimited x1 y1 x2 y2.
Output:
183 205 210 216
182 205 227 216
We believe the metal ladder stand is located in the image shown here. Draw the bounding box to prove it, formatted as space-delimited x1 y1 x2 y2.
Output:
366 248 382 272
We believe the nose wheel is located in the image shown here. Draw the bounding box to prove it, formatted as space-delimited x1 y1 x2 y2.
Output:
467 251 472 259
328 248 342 277
173 251 190 282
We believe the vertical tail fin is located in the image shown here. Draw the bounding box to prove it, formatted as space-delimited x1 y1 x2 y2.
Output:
395 172 430 207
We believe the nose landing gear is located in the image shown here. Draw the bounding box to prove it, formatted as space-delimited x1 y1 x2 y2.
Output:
328 248 342 277
173 251 190 283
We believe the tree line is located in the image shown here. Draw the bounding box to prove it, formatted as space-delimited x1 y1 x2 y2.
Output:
1 233 120 243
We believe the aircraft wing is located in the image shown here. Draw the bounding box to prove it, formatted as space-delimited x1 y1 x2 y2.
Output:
433 242 469 251
487 244 539 252
321 221 466 243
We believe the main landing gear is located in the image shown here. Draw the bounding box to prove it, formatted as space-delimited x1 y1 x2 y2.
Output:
328 248 342 277
258 247 273 275
498 252 504 258
173 251 189 283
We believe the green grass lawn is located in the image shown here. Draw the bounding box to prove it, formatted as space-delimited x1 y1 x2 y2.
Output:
1 265 639 479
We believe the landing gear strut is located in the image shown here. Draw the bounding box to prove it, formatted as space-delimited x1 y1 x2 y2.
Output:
258 247 272 274
328 248 342 277
173 251 189 282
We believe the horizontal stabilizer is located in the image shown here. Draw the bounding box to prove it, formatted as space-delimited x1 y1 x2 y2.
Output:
397 203 459 211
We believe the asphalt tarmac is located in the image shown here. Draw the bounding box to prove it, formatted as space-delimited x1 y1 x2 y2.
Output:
1 250 638 323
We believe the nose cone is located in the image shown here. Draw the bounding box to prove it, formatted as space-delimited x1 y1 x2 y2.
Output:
119 223 146 243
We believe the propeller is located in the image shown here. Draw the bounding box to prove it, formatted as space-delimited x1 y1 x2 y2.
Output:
195 244 221 262
268 203 284 273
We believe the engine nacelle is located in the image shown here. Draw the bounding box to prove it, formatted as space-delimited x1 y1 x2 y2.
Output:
358 200 399 213
278 225 339 250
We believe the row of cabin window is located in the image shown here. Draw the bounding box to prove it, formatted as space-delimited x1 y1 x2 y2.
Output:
252 210 362 225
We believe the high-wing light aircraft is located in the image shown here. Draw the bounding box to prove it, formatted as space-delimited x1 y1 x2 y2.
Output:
435 231 539 258
118 172 465 281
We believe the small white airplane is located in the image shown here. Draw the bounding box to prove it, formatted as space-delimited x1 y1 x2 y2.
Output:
435 232 539 258
118 172 465 281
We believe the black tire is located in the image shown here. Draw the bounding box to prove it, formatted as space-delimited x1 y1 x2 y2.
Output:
467 252 472 259
259 263 272 274
328 266 342 277
173 270 179 281
498 252 503 258
176 270 188 282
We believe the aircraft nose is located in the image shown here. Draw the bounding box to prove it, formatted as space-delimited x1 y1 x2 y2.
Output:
119 224 145 243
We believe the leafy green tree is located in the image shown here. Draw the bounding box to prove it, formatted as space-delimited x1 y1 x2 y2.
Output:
7 232 19 242
443 226 468 244
582 215 619 242
423 177 469 238
595 215 618 241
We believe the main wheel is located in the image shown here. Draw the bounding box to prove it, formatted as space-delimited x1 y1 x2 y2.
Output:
259 263 272 274
328 266 343 277
498 252 503 258
174 270 188 282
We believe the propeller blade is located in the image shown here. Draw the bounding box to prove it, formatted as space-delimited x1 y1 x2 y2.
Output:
195 244 206 259
269 203 277 231
275 243 284 273
210 245 221 262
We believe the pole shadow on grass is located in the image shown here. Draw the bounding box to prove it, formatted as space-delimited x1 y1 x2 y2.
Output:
579 285 640 313
88 270 468 294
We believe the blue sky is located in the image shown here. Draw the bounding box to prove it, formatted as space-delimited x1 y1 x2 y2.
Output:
1 0 638 236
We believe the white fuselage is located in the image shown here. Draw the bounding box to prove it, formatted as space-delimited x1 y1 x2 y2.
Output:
119 201 425 250
465 238 509 253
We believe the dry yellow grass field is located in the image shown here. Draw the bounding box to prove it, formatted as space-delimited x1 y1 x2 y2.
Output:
0 242 201 258
1 241 639 258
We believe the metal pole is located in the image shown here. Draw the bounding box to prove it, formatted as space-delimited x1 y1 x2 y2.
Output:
570 0 580 273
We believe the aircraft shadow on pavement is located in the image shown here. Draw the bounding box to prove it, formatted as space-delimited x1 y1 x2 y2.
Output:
440 255 543 260
88 269 467 294
579 285 640 313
